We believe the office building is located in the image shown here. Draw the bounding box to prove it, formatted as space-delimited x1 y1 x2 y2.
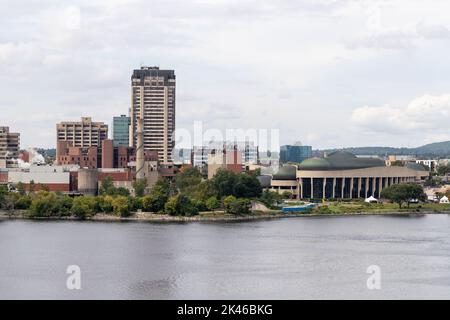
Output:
56 117 108 149
113 115 131 147
130 66 176 164
0 126 20 168
280 144 312 164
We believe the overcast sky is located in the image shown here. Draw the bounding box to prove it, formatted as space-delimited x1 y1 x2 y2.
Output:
1 0 450 150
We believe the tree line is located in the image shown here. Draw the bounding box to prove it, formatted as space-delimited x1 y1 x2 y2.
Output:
0 168 275 218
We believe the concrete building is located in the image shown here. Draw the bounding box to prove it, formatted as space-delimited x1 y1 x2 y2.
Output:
8 165 72 192
113 115 131 147
265 151 429 200
280 144 312 164
56 117 108 150
130 66 176 164
386 155 416 166
207 149 243 179
0 126 20 168
56 141 99 168
416 160 437 171
191 146 212 168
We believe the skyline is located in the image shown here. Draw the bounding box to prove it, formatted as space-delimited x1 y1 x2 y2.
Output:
1 0 450 150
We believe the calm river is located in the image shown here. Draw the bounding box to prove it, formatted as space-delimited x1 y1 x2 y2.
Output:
1 214 450 299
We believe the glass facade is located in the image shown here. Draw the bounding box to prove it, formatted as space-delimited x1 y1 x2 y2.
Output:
113 115 131 147
280 145 313 164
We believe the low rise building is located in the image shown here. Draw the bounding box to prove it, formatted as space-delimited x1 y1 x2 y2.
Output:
208 149 243 179
264 151 429 200
8 165 74 192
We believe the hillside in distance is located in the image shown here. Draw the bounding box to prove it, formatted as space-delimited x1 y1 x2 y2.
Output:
319 141 450 158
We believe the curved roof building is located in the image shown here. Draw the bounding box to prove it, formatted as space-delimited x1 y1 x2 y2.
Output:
298 151 385 171
266 151 429 200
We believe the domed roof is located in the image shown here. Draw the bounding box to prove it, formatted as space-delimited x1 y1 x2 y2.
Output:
298 151 385 171
298 157 331 171
405 162 429 172
257 175 272 187
272 165 297 180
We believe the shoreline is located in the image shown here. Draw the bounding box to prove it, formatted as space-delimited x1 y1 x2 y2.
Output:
1 209 449 223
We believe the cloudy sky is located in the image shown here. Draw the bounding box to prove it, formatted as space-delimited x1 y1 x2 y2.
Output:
1 0 450 150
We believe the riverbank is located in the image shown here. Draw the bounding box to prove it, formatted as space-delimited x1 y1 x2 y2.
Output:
1 208 449 223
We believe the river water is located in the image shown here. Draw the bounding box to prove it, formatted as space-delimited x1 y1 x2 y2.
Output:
1 214 450 300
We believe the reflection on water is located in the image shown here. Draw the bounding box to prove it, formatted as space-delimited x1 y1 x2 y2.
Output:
1 214 450 299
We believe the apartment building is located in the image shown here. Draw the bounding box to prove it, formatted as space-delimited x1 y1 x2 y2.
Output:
130 66 176 164
0 126 20 168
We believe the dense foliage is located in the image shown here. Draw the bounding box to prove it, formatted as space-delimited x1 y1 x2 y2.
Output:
380 183 427 208
0 168 263 218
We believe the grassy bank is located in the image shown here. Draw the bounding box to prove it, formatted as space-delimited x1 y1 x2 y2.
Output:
311 201 450 215
2 203 450 223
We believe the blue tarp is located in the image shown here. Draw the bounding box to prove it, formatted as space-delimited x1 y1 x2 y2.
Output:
282 203 316 213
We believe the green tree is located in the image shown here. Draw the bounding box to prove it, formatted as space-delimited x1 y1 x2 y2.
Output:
16 182 26 195
213 169 238 198
259 190 283 208
14 195 32 210
437 164 450 176
205 197 220 211
133 179 147 197
0 185 8 209
164 194 199 216
213 169 262 199
115 187 131 197
380 183 426 208
281 191 293 200
70 196 98 219
98 195 114 213
112 196 131 217
29 180 35 193
147 179 170 212
29 191 58 217
175 167 202 191
234 174 262 198
223 196 251 215
99 176 116 196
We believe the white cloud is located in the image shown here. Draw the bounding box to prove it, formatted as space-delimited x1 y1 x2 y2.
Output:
1 0 450 149
351 94 450 135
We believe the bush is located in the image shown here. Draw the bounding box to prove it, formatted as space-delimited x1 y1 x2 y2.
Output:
15 195 32 210
51 195 73 216
164 194 199 216
29 192 58 217
98 195 114 213
205 197 220 211
71 196 98 219
147 179 170 212
133 179 147 197
131 197 144 211
142 195 162 213
112 196 131 217
223 196 251 215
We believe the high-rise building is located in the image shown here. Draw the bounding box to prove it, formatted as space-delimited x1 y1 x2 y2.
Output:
56 117 108 166
0 126 20 168
57 117 108 149
130 66 176 164
280 144 312 164
113 115 131 147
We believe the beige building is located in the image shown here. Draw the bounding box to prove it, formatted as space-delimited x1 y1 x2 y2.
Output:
130 66 176 165
0 126 20 168
207 150 243 179
57 117 108 149
266 151 430 200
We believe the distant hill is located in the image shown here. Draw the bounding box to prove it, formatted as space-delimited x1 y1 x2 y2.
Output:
319 141 450 158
